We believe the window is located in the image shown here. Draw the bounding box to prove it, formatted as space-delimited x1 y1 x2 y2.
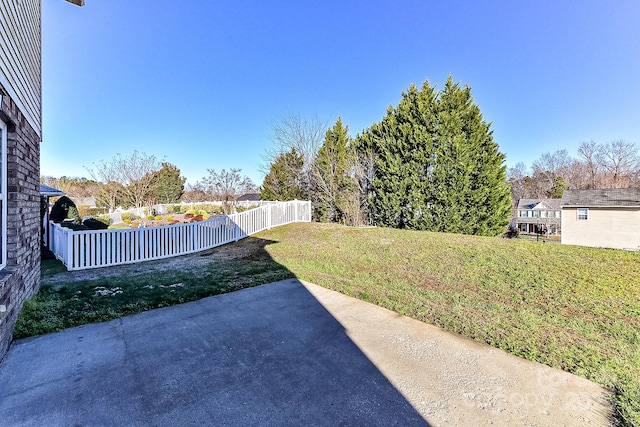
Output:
0 120 5 269
577 208 589 221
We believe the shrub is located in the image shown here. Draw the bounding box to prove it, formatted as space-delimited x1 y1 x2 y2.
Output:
504 226 520 239
67 205 82 225
155 215 162 221
95 215 111 226
166 205 174 213
166 216 173 222
196 210 210 220
123 219 132 225
121 213 134 222
83 218 109 230
148 215 155 221
173 205 181 213
185 209 197 215
208 204 224 214
60 222 88 231
50 196 76 223
77 205 108 218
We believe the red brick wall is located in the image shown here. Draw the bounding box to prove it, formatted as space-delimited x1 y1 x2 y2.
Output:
0 83 41 360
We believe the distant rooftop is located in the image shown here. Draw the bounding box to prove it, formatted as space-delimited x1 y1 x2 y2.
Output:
516 198 562 210
561 188 640 207
237 193 260 202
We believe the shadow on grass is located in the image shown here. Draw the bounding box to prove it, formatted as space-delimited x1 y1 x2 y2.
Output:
7 237 431 425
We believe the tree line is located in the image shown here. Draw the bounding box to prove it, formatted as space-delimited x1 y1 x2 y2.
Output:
43 151 257 214
508 140 640 202
261 76 512 236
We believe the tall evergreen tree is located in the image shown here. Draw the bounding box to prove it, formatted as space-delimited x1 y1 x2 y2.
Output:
357 81 438 229
260 148 305 201
148 162 186 204
312 117 356 223
357 76 511 236
429 77 511 235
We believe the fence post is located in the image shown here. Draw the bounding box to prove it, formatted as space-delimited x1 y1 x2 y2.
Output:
66 226 73 270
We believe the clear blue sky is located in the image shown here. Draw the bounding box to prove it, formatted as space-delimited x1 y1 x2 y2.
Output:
41 0 640 187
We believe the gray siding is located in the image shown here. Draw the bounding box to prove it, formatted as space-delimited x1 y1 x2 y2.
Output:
0 0 41 137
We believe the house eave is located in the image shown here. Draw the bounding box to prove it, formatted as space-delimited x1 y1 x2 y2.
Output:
561 204 640 209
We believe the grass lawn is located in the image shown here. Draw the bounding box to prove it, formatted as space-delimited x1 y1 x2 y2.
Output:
18 222 639 426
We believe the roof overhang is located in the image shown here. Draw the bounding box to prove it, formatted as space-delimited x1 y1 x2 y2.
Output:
40 184 66 198
562 205 640 209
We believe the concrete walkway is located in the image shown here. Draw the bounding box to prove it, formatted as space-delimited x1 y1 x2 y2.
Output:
0 279 613 426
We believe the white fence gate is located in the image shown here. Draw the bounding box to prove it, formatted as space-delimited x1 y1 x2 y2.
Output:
49 200 311 271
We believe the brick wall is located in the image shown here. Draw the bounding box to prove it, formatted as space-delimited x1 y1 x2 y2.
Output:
0 83 41 360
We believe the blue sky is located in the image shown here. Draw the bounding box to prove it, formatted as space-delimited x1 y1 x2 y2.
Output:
41 0 640 186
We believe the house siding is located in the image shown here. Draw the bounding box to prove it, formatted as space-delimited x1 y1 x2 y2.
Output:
0 0 41 360
0 0 42 137
561 207 640 250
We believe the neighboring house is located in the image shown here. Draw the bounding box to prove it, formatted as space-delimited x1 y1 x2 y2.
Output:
0 0 83 360
237 193 261 202
514 199 562 235
561 188 640 250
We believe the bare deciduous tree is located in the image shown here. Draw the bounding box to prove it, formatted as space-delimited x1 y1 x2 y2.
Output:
531 149 572 196
200 168 255 214
507 162 529 207
87 151 161 209
262 112 327 199
577 140 601 189
596 140 640 188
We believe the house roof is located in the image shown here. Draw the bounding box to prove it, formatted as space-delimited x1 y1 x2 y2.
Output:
237 193 261 202
516 198 562 210
561 188 640 207
39 184 65 197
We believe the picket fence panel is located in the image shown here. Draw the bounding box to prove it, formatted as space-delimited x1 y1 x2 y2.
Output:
49 201 311 271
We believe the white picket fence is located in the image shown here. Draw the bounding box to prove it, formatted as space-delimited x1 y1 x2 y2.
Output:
49 200 311 271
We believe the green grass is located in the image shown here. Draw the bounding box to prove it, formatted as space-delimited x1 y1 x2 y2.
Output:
259 223 639 427
17 238 294 339
18 222 639 425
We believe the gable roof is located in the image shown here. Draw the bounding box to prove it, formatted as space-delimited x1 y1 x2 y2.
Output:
516 198 562 210
561 188 640 207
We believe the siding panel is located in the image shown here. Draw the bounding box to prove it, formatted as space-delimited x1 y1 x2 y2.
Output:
0 0 41 136
562 207 640 250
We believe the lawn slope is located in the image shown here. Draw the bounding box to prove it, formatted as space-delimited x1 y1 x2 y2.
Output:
260 223 639 426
